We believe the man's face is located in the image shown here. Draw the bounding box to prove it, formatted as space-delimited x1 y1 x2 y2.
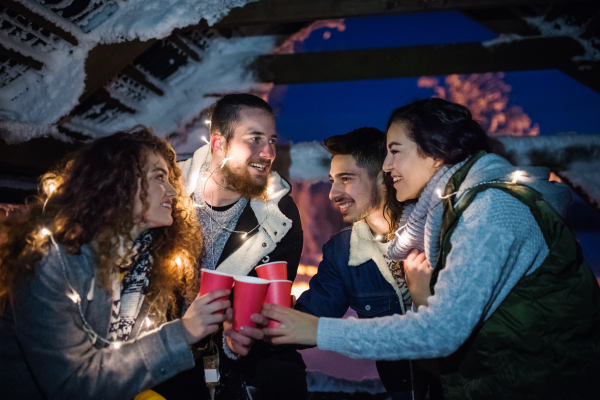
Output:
220 108 277 198
329 154 382 224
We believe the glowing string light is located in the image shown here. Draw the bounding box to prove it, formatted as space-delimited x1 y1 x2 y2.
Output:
202 136 210 144
512 171 524 184
242 232 248 239
48 184 56 195
145 317 151 327
67 291 80 303
112 342 121 349
219 157 232 168
41 228 51 236
174 257 183 268
204 119 211 125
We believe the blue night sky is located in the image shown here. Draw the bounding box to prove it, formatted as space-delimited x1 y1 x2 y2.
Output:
271 11 600 144
269 11 600 273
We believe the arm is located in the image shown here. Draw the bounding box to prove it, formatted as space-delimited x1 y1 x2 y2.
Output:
268 190 549 360
11 250 224 400
295 242 350 318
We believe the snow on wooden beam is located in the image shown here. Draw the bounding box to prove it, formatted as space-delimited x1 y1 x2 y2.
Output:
168 35 200 62
2 0 78 46
0 43 43 70
252 36 584 84
121 64 164 96
218 0 589 26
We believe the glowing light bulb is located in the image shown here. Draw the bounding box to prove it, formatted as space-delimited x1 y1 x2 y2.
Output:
220 157 231 168
112 342 121 349
202 136 210 144
174 257 182 268
375 235 382 241
242 232 248 239
145 317 151 327
436 189 443 198
48 184 56 194
512 171 524 184
204 119 211 125
41 228 51 236
266 186 274 195
67 291 80 303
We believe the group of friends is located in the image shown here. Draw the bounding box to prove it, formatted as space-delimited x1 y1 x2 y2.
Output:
0 93 599 400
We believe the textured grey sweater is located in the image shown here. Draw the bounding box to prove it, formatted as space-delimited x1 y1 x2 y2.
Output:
317 153 572 360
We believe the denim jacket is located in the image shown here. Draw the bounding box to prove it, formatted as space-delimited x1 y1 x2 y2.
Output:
296 221 412 399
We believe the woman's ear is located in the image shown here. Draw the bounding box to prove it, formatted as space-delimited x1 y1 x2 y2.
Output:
433 158 444 170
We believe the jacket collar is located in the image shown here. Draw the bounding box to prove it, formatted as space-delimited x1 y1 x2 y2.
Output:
179 144 292 276
348 220 403 300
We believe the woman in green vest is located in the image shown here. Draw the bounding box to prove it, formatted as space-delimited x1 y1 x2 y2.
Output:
261 98 600 399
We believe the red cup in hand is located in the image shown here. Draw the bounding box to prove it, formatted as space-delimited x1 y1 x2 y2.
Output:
264 280 293 328
255 262 287 280
199 269 234 314
232 276 270 331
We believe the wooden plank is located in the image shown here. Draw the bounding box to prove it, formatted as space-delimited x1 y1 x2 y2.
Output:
252 36 584 84
81 39 157 104
121 64 164 96
3 0 78 46
0 43 43 70
218 0 589 26
169 35 200 62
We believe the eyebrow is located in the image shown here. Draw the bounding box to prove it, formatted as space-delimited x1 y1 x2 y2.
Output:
388 141 402 148
152 167 169 175
331 172 356 179
247 131 277 139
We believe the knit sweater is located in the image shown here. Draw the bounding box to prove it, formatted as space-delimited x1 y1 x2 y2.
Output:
317 153 572 360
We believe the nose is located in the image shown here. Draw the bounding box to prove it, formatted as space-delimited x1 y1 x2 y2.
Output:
166 179 177 198
329 180 343 201
382 151 393 173
260 142 275 160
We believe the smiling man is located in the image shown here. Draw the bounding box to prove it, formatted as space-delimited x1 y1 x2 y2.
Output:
155 94 305 400
295 127 419 400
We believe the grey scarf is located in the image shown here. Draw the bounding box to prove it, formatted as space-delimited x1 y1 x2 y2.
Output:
388 160 466 268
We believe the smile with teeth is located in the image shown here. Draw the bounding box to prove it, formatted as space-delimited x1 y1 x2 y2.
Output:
250 163 267 171
161 202 172 209
339 202 354 211
393 176 402 183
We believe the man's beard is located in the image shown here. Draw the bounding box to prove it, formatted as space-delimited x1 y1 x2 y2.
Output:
355 180 382 222
220 158 271 199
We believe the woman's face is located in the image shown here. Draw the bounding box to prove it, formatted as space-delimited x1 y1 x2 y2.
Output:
132 152 177 237
383 121 442 202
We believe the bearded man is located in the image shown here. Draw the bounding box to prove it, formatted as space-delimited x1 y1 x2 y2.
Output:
295 128 431 400
155 94 306 400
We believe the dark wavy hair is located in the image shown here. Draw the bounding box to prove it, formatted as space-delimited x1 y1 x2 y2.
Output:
0 126 202 318
323 127 386 179
209 93 273 142
383 98 491 236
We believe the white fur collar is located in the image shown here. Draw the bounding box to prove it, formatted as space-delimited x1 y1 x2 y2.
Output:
178 144 292 277
348 220 403 301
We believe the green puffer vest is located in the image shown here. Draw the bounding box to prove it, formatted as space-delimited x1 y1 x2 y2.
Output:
429 152 600 400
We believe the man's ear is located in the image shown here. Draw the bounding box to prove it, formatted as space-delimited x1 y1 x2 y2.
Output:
377 170 387 193
211 134 225 157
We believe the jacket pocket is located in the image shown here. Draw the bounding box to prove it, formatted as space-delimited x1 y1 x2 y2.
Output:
350 295 392 318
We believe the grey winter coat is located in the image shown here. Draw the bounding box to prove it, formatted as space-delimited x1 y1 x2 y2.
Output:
0 244 195 400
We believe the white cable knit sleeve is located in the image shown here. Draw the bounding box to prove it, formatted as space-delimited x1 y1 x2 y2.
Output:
317 189 549 360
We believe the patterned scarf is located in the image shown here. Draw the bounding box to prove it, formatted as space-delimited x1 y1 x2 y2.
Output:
108 229 153 342
388 161 466 268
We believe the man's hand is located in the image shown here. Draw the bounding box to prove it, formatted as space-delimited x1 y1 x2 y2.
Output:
261 303 319 346
223 309 269 356
181 290 230 345
404 249 433 308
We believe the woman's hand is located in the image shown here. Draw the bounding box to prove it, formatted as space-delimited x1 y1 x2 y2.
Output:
181 290 230 345
223 310 268 356
404 249 433 307
261 303 319 346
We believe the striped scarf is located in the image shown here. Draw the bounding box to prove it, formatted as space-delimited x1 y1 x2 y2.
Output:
108 229 153 342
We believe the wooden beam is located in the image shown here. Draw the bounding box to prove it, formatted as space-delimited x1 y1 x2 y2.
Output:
252 36 584 84
121 64 164 96
218 0 589 26
3 0 78 46
81 39 156 104
168 35 201 62
0 43 43 70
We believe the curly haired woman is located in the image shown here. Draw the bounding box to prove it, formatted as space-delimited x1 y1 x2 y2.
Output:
0 127 230 400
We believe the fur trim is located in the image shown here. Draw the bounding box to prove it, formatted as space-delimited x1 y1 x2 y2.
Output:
179 144 292 276
349 220 403 301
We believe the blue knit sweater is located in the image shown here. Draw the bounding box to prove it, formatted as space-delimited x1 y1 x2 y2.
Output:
317 154 573 360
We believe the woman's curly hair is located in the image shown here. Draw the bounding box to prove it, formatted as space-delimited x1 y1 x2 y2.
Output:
0 126 202 319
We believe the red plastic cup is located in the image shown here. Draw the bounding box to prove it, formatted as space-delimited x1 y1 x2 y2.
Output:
232 276 270 331
199 269 234 313
255 262 287 280
264 280 292 328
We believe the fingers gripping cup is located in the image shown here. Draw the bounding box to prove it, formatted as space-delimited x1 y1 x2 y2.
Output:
232 276 270 331
199 269 234 314
255 261 287 280
264 280 293 328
